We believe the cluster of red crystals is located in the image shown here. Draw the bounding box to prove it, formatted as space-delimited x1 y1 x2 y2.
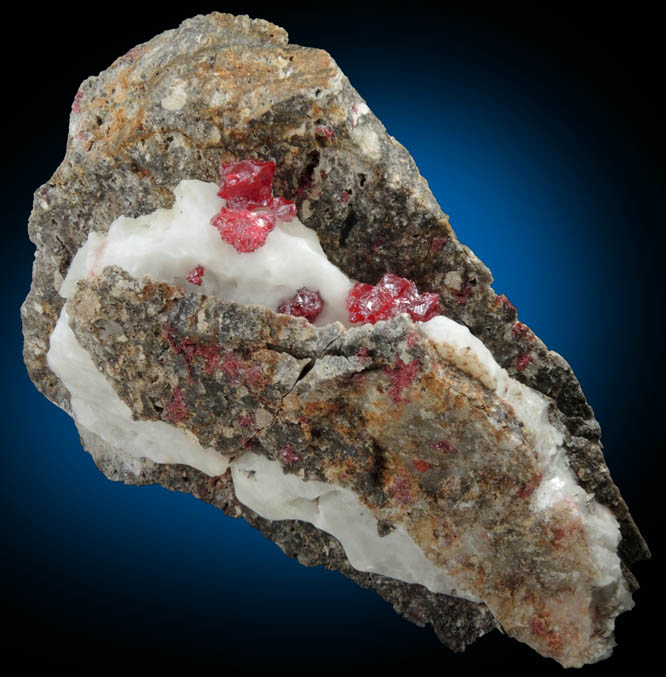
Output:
413 459 432 472
277 288 324 323
211 159 297 253
347 273 441 325
186 265 205 286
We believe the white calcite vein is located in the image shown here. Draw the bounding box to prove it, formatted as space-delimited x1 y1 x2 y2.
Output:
47 179 631 627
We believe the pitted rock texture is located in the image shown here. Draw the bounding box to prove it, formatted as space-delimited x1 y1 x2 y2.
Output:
22 11 648 662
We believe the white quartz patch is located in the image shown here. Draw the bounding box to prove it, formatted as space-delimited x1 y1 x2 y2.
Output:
47 308 229 477
232 451 479 601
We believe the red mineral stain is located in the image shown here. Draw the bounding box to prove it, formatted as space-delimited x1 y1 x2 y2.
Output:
279 444 301 465
516 353 533 372
517 473 542 498
166 387 188 423
384 358 421 404
341 190 351 202
238 415 254 428
220 351 244 382
347 273 441 324
186 264 205 286
197 344 221 374
512 321 534 341
413 460 431 472
497 293 516 312
370 236 386 254
551 527 567 548
431 236 447 252
72 90 83 113
453 282 472 304
245 365 266 389
388 473 413 506
406 332 420 347
357 347 370 359
278 288 324 323
315 124 334 138
529 617 547 636
431 440 457 453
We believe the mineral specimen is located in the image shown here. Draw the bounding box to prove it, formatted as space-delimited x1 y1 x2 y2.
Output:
21 12 649 667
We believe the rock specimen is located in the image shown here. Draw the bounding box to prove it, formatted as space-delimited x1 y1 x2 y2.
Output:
21 12 649 667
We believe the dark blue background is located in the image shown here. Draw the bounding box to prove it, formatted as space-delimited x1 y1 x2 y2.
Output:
3 4 662 672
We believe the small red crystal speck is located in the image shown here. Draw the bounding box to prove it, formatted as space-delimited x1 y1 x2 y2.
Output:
186 265 205 286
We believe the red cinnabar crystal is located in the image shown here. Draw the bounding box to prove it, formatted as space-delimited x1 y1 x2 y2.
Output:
218 159 275 208
186 265 204 286
347 273 441 324
268 196 297 222
278 288 324 323
211 208 276 253
211 158 297 253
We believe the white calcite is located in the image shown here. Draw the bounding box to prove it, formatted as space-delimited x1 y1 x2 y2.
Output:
48 307 230 477
47 179 629 609
232 451 479 601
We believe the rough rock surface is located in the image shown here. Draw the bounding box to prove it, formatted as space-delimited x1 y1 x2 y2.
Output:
21 12 648 663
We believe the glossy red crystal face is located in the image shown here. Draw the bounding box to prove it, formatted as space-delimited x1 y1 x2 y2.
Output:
186 265 204 286
218 159 275 208
267 196 297 222
278 288 324 323
347 273 441 324
211 159 297 253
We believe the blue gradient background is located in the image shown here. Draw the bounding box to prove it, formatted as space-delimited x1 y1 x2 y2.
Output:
3 4 662 672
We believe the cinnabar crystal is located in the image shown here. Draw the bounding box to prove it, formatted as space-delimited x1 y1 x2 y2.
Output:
211 208 276 253
218 159 275 208
278 288 324 323
268 196 297 222
186 265 204 286
347 273 441 324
